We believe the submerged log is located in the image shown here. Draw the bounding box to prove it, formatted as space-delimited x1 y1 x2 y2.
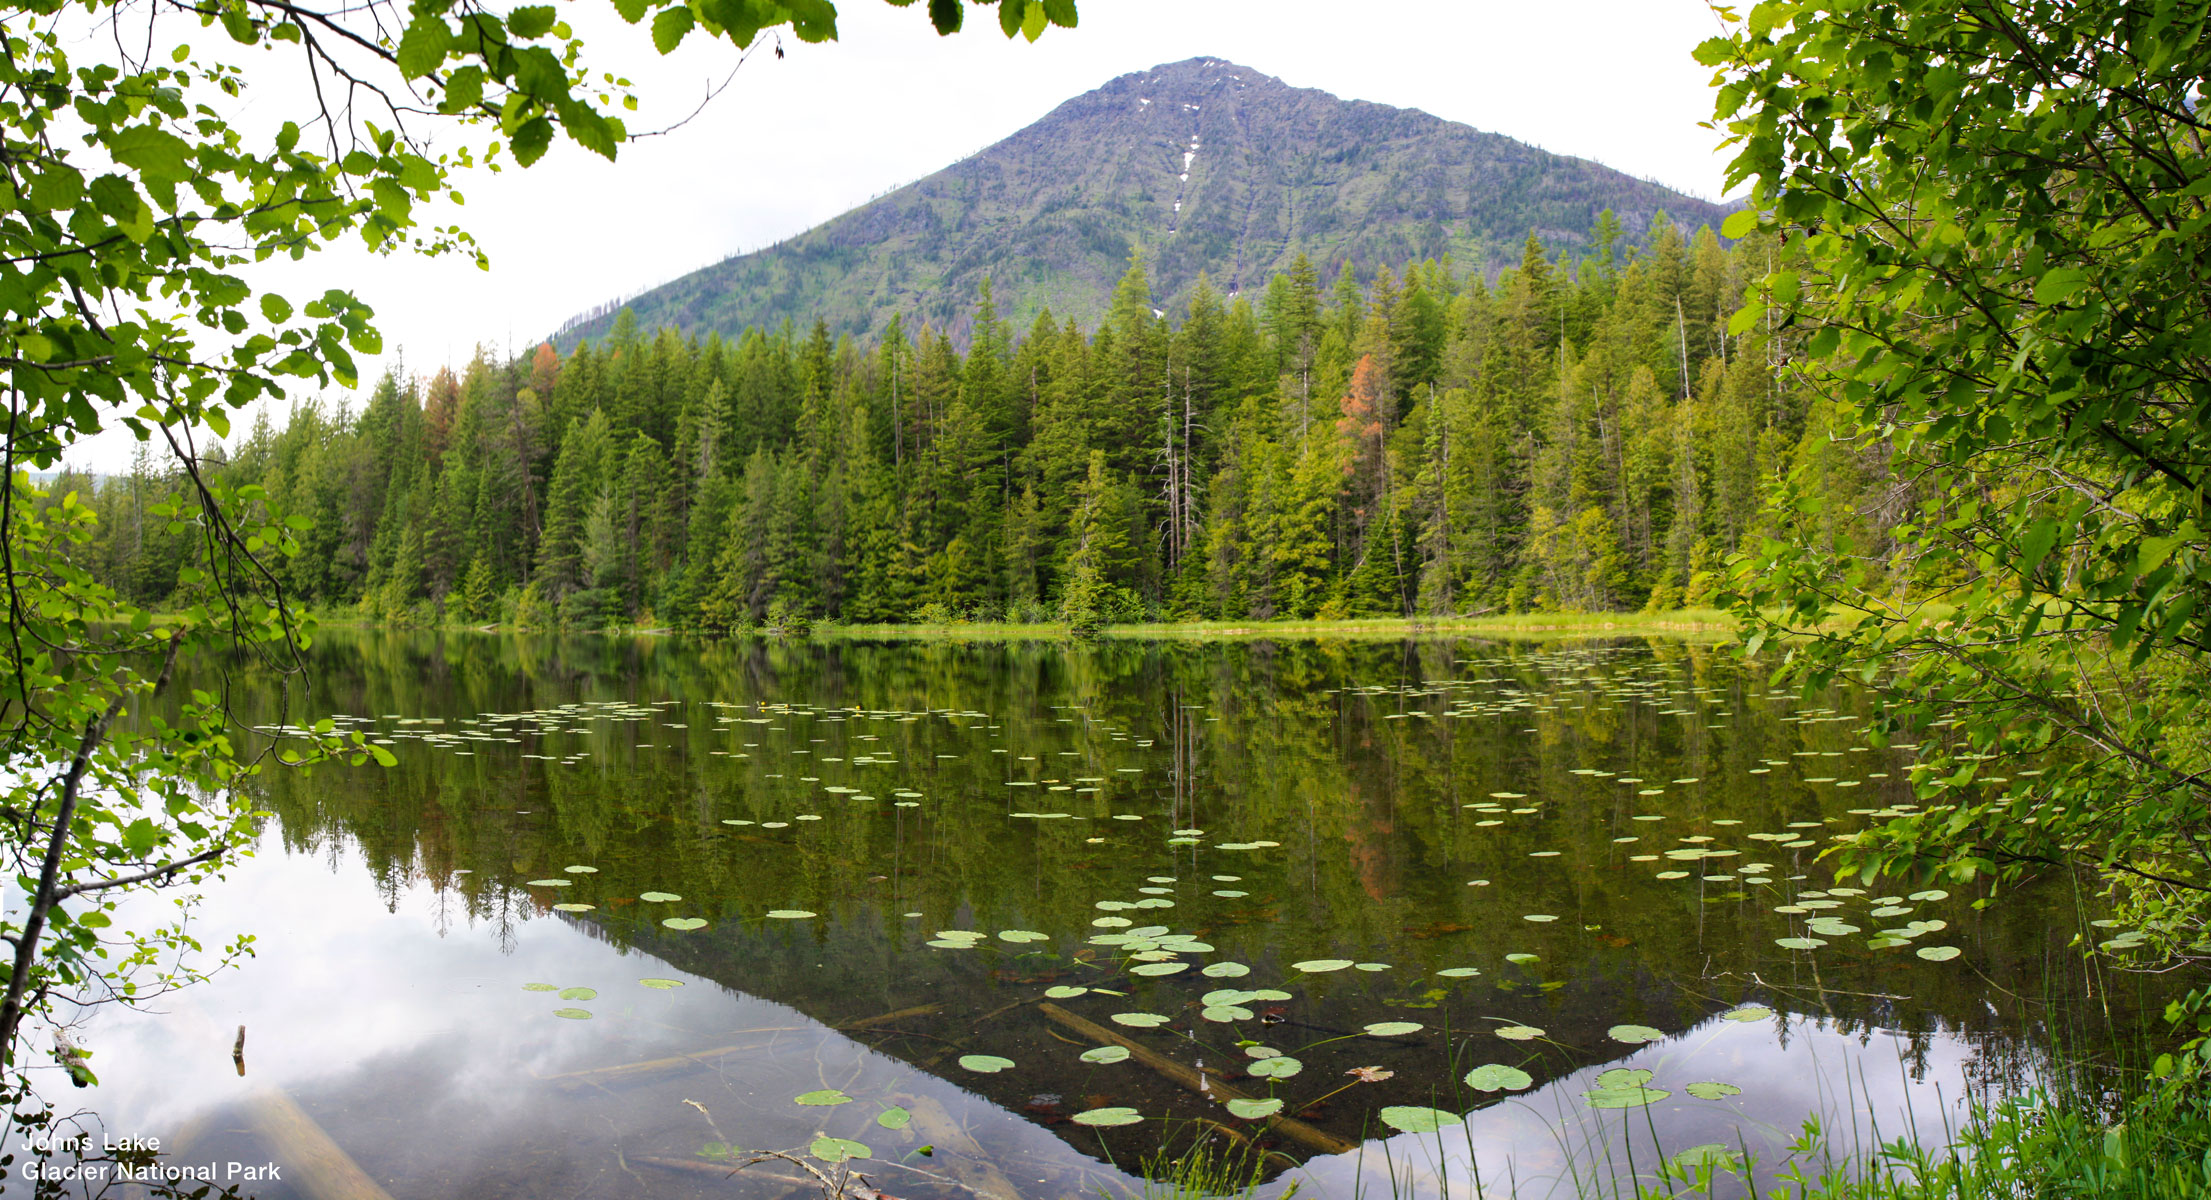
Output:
889 1093 1024 1200
633 1155 815 1191
240 1089 397 1200
543 1043 770 1090
1035 1002 1356 1156
838 1003 943 1032
165 1005 392 1200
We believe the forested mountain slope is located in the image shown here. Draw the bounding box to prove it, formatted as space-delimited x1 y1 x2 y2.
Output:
54 216 1886 630
554 57 1730 346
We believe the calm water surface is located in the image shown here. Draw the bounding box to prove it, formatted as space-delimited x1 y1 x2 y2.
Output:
29 632 2156 1199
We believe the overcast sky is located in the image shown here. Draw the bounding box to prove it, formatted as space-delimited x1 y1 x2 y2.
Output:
71 0 1739 471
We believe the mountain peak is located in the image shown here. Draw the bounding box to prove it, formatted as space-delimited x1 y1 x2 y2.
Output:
557 59 1726 346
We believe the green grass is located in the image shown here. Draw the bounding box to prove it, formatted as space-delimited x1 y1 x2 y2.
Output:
812 609 1743 644
1664 1080 2211 1200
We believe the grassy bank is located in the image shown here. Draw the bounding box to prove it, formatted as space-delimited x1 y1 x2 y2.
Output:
296 608 1746 642
812 609 1743 643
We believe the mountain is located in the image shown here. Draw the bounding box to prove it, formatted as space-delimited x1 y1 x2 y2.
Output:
555 57 1730 346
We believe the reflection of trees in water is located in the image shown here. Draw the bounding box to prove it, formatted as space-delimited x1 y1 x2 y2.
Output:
202 631 2161 1132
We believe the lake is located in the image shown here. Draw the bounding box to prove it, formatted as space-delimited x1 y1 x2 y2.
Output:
36 631 2160 1200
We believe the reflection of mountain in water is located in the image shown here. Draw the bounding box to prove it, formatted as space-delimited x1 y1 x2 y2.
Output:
209 630 2148 1182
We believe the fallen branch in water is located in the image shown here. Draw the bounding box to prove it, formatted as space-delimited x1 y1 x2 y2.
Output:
1036 1002 1356 1156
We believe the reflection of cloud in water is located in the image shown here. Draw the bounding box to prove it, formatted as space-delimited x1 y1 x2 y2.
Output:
78 820 2022 1200
78 831 1141 1200
1277 1014 2002 1200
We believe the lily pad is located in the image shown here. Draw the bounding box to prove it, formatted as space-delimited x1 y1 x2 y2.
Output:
1686 1081 1743 1100
1607 1024 1664 1044
558 986 597 1001
766 910 816 920
1916 945 1962 961
1225 1097 1283 1120
1203 1005 1255 1023
1671 1144 1742 1170
1246 1056 1303 1079
553 1007 593 1020
1379 1106 1462 1134
563 865 599 874
1363 1021 1423 1037
1775 936 1826 950
1110 1013 1169 1028
1722 1006 1775 1022
522 982 558 992
639 891 681 903
998 930 1049 942
638 978 684 989
1080 1046 1131 1064
794 1090 854 1106
552 903 596 913
1437 967 1481 978
876 1107 912 1130
959 1055 1016 1074
1584 1083 1670 1109
1045 986 1089 999
809 1137 871 1163
1494 1025 1544 1041
1130 962 1189 976
525 879 573 887
1201 962 1251 978
1072 1107 1144 1127
1464 1064 1533 1092
663 917 708 931
1291 959 1354 973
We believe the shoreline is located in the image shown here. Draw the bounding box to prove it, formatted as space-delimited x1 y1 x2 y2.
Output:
300 609 1746 643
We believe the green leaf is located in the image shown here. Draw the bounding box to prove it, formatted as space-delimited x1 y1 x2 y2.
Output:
1071 1107 1143 1127
1225 1097 1281 1119
794 1089 853 1106
1379 1106 1461 1133
509 5 557 37
877 1106 911 1130
958 1054 1016 1073
397 14 451 79
1464 1064 1533 1092
105 126 192 180
652 6 695 53
809 1136 871 1162
1722 208 1762 238
2034 267 2088 306
511 117 555 167
1584 1084 1670 1109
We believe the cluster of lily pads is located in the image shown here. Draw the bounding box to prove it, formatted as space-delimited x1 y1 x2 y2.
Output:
520 975 685 1020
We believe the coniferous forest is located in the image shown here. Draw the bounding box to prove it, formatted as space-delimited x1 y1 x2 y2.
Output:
60 214 1862 630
